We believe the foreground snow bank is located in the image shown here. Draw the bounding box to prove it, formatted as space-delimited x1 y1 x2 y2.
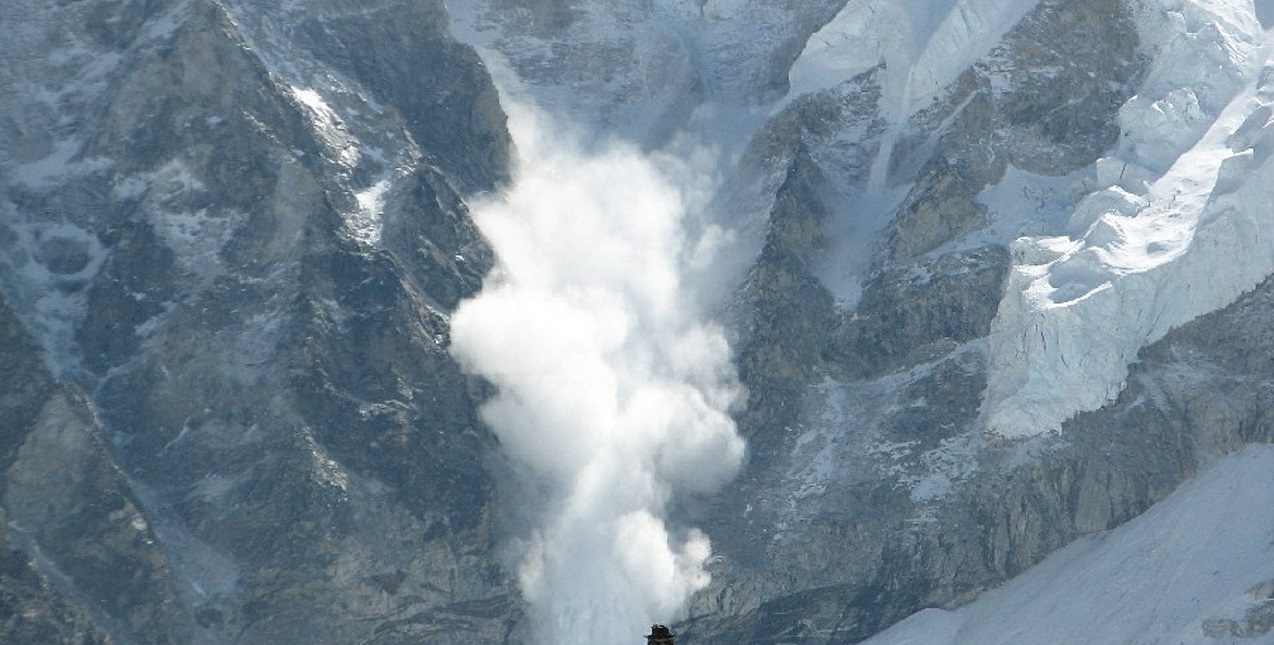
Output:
865 445 1274 644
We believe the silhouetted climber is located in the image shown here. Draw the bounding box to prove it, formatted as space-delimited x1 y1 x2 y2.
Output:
646 624 675 645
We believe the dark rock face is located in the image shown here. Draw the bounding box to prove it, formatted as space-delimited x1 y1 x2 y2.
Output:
0 506 113 645
0 297 114 645
286 1 511 194
0 296 54 465
733 147 837 462
727 67 886 460
0 0 515 643
6 390 189 643
826 245 1009 380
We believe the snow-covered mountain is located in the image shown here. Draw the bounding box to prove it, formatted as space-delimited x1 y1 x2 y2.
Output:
3 0 1274 643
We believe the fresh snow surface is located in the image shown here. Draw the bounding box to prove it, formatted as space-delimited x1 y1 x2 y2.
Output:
979 166 1095 242
864 445 1274 645
983 4 1274 438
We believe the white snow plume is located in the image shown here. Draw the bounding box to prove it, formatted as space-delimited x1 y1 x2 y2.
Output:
449 98 746 645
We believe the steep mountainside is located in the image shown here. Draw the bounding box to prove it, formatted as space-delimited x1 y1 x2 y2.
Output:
2 1 515 643
3 1 1274 644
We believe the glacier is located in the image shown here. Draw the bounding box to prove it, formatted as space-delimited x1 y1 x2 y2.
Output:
984 1 1274 438
784 0 1274 442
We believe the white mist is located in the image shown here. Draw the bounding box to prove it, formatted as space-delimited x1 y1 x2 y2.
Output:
450 98 746 645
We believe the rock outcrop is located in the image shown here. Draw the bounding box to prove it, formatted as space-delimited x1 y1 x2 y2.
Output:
1 0 516 643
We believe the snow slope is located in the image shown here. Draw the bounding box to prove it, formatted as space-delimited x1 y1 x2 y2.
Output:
864 445 1274 645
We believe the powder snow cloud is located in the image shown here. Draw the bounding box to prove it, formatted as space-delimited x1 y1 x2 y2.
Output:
450 96 746 645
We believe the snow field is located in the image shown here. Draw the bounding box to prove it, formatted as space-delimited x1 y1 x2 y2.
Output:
864 445 1274 645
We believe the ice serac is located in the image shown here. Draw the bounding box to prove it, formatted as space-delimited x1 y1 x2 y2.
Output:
984 3 1274 439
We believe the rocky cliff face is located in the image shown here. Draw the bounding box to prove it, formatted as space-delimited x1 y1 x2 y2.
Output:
3 0 1274 644
2 1 517 643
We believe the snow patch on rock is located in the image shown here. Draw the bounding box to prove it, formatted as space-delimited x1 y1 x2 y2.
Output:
350 179 390 247
291 86 361 168
135 159 243 279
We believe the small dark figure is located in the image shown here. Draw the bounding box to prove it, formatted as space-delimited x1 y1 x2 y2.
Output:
646 624 675 645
